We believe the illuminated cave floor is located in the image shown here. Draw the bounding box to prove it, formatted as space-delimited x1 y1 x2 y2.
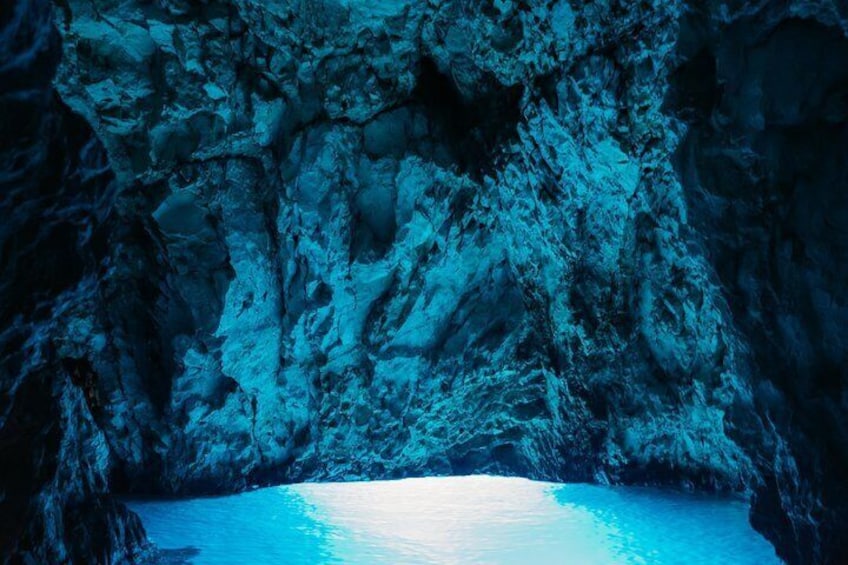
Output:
128 475 780 564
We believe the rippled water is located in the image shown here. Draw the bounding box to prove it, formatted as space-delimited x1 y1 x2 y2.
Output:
129 475 780 564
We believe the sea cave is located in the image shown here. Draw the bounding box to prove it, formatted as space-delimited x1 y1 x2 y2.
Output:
2 0 848 563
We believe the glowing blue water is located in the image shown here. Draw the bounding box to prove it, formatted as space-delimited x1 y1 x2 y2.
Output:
129 475 780 564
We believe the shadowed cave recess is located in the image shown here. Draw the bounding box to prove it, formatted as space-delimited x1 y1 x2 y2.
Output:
1 0 847 563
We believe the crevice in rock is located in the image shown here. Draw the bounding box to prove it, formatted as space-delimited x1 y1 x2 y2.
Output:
665 47 721 123
410 56 524 179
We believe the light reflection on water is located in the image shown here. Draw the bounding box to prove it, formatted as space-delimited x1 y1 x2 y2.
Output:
128 475 780 564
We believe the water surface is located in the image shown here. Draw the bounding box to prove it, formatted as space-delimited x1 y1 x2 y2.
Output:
129 475 780 564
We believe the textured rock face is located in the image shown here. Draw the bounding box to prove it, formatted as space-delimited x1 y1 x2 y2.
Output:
0 1 145 562
53 0 752 492
2 0 847 563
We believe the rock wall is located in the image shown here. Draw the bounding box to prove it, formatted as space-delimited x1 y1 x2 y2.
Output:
671 2 848 562
1 0 846 563
53 0 755 493
0 1 145 561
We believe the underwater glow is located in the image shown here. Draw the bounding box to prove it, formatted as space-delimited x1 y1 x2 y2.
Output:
129 475 779 564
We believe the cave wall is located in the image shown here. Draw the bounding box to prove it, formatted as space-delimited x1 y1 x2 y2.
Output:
670 2 848 562
2 0 847 563
46 0 759 496
0 1 145 561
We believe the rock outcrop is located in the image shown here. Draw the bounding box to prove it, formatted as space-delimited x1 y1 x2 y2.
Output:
1 0 846 563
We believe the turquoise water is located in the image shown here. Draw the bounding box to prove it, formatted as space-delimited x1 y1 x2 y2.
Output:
129 475 780 564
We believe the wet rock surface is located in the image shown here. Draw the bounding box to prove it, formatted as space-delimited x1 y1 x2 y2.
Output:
1 0 847 563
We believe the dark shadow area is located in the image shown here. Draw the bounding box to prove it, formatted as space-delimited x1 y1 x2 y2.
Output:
669 12 848 564
664 47 721 123
411 57 524 179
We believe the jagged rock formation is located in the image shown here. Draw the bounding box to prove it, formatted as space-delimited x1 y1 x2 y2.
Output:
0 1 145 562
1 0 846 563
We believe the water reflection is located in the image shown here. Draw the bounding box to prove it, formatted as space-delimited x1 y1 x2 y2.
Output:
130 475 780 564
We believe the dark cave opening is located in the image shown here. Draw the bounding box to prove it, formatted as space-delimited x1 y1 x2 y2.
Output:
665 47 721 123
411 56 524 178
